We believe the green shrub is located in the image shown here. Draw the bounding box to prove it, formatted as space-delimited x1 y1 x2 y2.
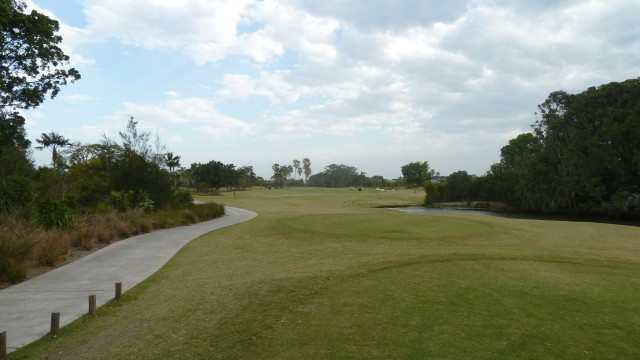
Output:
110 190 134 212
171 189 194 209
136 191 155 213
36 199 75 230
0 175 36 214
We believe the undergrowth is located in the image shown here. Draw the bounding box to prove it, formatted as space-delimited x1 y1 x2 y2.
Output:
0 202 224 284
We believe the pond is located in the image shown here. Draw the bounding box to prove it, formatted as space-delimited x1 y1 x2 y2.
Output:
392 207 640 226
392 207 517 218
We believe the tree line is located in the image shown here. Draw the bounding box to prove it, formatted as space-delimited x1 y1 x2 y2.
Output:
420 78 640 218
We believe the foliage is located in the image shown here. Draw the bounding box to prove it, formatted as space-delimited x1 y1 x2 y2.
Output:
0 0 80 112
66 158 111 208
110 190 134 212
302 157 312 184
0 173 35 213
401 161 436 187
308 163 367 188
36 198 75 229
105 119 173 208
170 188 194 209
35 131 71 168
0 112 33 178
486 78 640 216
271 163 293 188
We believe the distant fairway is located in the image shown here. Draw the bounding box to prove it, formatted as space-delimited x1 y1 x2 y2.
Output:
13 188 640 359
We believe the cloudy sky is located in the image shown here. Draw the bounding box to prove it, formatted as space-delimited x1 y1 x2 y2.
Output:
24 0 640 179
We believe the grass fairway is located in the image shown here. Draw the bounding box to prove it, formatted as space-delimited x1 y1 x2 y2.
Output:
12 188 640 359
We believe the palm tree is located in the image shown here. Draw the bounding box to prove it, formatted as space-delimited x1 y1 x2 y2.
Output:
164 152 181 188
302 158 311 185
35 131 71 168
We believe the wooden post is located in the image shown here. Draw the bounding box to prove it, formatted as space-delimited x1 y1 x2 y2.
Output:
88 295 96 315
50 312 60 335
115 282 122 300
1 331 6 359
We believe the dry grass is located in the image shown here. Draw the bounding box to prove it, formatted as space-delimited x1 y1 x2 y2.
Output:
0 218 38 283
0 201 225 287
34 230 71 267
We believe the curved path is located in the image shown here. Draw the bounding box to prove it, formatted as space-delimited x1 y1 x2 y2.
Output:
0 206 257 353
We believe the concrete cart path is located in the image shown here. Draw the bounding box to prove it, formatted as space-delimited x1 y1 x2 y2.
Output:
0 206 257 353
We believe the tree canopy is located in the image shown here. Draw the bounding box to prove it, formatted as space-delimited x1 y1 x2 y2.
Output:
401 161 436 187
485 78 640 216
0 0 80 112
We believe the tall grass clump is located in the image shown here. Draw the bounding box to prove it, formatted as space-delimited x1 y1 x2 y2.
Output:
72 226 96 250
34 230 71 267
190 202 225 220
0 219 37 283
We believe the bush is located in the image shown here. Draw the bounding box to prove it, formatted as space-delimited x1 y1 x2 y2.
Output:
110 190 134 212
171 189 194 209
0 174 36 214
36 199 75 230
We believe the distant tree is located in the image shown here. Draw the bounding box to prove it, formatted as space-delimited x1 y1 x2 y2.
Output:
106 118 172 207
424 181 446 205
164 152 181 189
302 158 312 185
401 161 436 187
446 171 473 201
292 159 301 180
271 163 285 188
192 160 227 191
236 166 256 189
487 77 640 216
308 164 362 188
284 165 293 187
35 131 71 168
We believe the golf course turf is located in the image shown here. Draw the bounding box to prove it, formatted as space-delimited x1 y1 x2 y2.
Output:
10 187 640 359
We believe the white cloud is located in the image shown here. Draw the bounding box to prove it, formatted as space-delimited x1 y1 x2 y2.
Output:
120 97 253 137
27 0 640 177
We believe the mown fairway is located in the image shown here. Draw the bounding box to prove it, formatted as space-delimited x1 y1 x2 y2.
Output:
12 188 640 359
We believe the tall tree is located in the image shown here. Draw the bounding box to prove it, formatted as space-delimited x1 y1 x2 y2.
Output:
302 158 311 185
35 131 70 168
489 78 640 216
292 159 301 180
1 0 78 212
164 152 181 189
1 0 80 112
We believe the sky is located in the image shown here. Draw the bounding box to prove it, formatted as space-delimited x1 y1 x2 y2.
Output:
22 0 640 179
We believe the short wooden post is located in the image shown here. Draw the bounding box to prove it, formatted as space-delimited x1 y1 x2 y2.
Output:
88 295 96 315
115 282 122 300
1 331 7 359
50 312 60 335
